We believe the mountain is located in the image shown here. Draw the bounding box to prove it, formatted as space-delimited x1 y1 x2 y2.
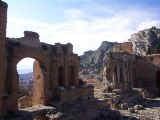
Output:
129 26 160 56
19 72 33 80
17 68 33 74
19 72 33 89
80 41 118 74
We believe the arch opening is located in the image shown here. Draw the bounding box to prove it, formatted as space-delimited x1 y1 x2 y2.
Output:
17 58 34 108
16 57 46 109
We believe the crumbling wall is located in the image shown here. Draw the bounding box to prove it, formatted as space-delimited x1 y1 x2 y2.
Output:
134 57 157 88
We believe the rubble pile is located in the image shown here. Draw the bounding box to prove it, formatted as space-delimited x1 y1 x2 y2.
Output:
100 89 145 110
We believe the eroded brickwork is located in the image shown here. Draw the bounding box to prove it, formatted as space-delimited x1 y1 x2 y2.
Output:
112 42 135 54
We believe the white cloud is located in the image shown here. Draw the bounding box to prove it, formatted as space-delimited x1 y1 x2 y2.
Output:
7 0 160 72
7 6 160 71
137 20 160 30
17 58 35 71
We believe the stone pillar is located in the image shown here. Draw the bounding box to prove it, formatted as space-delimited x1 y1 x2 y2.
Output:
32 60 45 105
68 66 73 86
122 65 128 90
76 56 80 86
112 71 116 88
117 65 120 84
74 66 80 86
129 69 133 88
64 56 69 87
0 0 8 116
68 65 79 86
50 59 58 88
130 66 134 88
7 60 18 113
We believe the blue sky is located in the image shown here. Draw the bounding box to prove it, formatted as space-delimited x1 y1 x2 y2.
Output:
3 0 160 71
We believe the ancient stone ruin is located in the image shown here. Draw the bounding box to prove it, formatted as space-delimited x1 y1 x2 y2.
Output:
101 45 160 96
0 0 93 116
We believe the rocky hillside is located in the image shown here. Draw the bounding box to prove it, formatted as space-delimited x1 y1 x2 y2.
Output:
129 26 160 56
80 41 118 74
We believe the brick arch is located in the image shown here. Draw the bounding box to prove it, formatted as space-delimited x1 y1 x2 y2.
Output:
6 40 50 112
15 57 47 108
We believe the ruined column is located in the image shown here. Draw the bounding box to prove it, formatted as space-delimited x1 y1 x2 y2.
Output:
32 60 45 105
6 61 18 112
74 65 80 86
112 70 116 88
0 0 8 116
64 57 69 87
64 43 73 87
117 65 120 84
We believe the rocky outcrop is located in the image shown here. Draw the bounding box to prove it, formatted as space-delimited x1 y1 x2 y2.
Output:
80 41 118 74
129 27 160 56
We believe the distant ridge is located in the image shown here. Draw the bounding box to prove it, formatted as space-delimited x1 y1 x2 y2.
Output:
17 68 33 74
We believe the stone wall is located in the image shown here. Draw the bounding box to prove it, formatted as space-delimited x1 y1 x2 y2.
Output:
134 57 157 88
0 0 8 116
55 85 94 103
145 54 160 67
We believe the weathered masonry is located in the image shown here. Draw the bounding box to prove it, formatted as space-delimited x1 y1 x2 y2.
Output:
102 52 160 96
0 0 93 116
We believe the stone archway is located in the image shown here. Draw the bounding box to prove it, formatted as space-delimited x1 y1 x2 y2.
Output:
16 57 47 108
6 51 48 112
14 57 46 109
156 71 160 96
